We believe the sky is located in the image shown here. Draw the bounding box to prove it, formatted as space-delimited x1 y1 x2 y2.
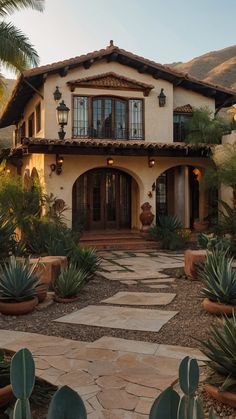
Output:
3 0 236 78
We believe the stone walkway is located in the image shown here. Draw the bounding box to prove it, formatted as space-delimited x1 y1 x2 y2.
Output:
1 330 206 419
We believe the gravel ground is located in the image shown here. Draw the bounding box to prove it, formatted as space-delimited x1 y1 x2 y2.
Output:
0 272 216 348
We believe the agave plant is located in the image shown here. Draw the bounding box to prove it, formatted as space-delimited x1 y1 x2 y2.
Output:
70 247 102 279
201 314 236 391
199 248 236 305
149 215 184 250
0 256 39 302
54 264 87 298
0 213 16 259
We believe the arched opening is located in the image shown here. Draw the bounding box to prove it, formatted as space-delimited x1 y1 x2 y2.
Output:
72 168 138 231
156 165 210 228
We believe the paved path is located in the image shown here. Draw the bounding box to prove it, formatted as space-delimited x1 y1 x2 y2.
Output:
1 330 206 419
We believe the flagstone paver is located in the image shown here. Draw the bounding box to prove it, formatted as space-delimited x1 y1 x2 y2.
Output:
0 330 207 418
147 284 170 289
101 291 176 306
55 305 178 332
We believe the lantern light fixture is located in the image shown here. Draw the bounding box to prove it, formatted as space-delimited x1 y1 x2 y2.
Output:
50 155 64 175
158 88 166 107
107 157 114 166
56 100 70 140
53 86 62 102
148 157 155 168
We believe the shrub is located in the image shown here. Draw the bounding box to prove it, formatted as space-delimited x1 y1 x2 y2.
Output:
199 249 236 305
0 213 16 259
197 233 231 252
70 247 102 279
200 314 236 391
0 256 39 302
149 215 188 250
54 264 87 298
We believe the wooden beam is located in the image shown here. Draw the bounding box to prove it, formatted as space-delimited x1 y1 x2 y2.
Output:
83 59 94 69
22 78 44 99
138 65 148 74
59 66 69 77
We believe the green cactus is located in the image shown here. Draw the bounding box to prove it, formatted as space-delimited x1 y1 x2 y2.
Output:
10 348 87 419
149 356 216 419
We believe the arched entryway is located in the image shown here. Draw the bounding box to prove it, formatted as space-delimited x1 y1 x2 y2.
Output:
72 168 133 230
156 165 203 228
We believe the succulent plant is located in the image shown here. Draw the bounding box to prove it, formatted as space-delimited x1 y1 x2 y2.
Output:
0 256 39 302
10 347 87 419
199 248 236 305
149 215 186 250
70 247 102 279
54 264 87 298
200 313 236 392
149 356 216 419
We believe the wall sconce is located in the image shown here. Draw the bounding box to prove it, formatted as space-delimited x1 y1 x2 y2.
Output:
147 191 153 198
193 167 201 182
53 86 62 101
56 100 70 140
148 157 155 168
50 155 64 175
158 88 166 107
107 157 114 166
152 182 156 191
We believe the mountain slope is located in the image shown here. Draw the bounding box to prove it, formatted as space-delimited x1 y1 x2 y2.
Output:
0 78 16 148
172 45 236 88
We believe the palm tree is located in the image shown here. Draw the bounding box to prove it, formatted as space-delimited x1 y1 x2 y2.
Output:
0 0 44 93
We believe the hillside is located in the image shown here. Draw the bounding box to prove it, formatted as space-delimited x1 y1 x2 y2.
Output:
171 45 236 89
0 78 16 148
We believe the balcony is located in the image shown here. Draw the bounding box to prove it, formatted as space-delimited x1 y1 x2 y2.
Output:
72 125 143 141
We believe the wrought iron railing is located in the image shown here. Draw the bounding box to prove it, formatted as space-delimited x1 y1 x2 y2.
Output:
72 126 143 140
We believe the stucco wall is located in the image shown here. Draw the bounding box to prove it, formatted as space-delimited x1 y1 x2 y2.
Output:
17 59 216 144
173 86 215 111
18 86 45 139
37 153 210 228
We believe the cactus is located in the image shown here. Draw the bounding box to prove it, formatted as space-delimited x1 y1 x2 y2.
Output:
149 356 216 419
10 348 87 419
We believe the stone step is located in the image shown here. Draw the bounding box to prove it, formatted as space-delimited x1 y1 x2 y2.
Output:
81 240 158 251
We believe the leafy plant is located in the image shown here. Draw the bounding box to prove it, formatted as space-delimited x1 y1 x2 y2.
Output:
199 248 236 305
197 233 231 252
200 314 236 392
0 213 16 258
54 264 87 298
185 106 227 146
149 215 185 250
70 247 102 279
9 347 87 418
149 356 216 418
0 256 39 302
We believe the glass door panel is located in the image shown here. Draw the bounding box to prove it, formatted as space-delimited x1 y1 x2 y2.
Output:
115 100 126 139
105 172 116 226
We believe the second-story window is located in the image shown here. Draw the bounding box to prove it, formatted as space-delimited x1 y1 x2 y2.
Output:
28 113 35 137
73 96 143 140
36 103 41 133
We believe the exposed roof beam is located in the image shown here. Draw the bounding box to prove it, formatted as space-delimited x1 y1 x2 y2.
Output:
22 78 44 99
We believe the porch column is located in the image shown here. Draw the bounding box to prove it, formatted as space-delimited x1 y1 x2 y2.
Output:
175 166 190 228
184 166 190 228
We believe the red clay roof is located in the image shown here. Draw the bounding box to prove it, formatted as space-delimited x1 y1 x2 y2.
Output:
174 104 193 113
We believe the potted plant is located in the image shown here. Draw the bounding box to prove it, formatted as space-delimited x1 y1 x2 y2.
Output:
199 248 236 315
70 246 102 280
0 256 39 315
53 264 87 303
0 351 14 407
201 314 236 408
193 218 209 232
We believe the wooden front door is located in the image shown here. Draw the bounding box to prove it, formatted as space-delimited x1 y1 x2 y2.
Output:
73 169 131 230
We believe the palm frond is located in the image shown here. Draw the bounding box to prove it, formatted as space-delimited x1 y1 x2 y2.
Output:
0 21 39 72
0 0 44 17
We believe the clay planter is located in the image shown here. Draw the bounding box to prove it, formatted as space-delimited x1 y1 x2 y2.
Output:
204 384 236 408
139 202 154 232
53 295 80 304
203 298 235 316
193 220 209 232
0 385 14 407
0 297 38 315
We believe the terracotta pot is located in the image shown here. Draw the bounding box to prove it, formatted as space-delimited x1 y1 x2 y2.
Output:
204 384 236 408
193 220 209 232
202 298 235 316
53 295 80 304
140 202 154 232
0 297 38 315
0 385 14 407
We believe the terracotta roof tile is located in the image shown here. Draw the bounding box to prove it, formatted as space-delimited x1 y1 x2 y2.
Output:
174 104 193 113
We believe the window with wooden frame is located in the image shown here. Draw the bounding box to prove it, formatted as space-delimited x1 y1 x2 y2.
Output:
173 113 191 142
35 103 41 133
20 122 26 140
73 96 143 140
28 113 35 137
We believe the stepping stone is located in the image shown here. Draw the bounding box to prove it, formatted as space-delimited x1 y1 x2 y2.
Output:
101 292 176 306
120 281 137 285
140 278 175 284
88 337 158 355
55 305 178 332
147 285 170 289
100 272 169 281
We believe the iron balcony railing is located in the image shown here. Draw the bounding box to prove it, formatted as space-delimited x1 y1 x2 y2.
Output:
72 126 143 140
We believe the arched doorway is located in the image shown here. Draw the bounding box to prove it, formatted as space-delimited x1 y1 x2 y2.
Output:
156 165 202 228
72 168 132 230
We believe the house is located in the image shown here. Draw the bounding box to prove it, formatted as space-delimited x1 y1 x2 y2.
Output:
0 41 235 233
